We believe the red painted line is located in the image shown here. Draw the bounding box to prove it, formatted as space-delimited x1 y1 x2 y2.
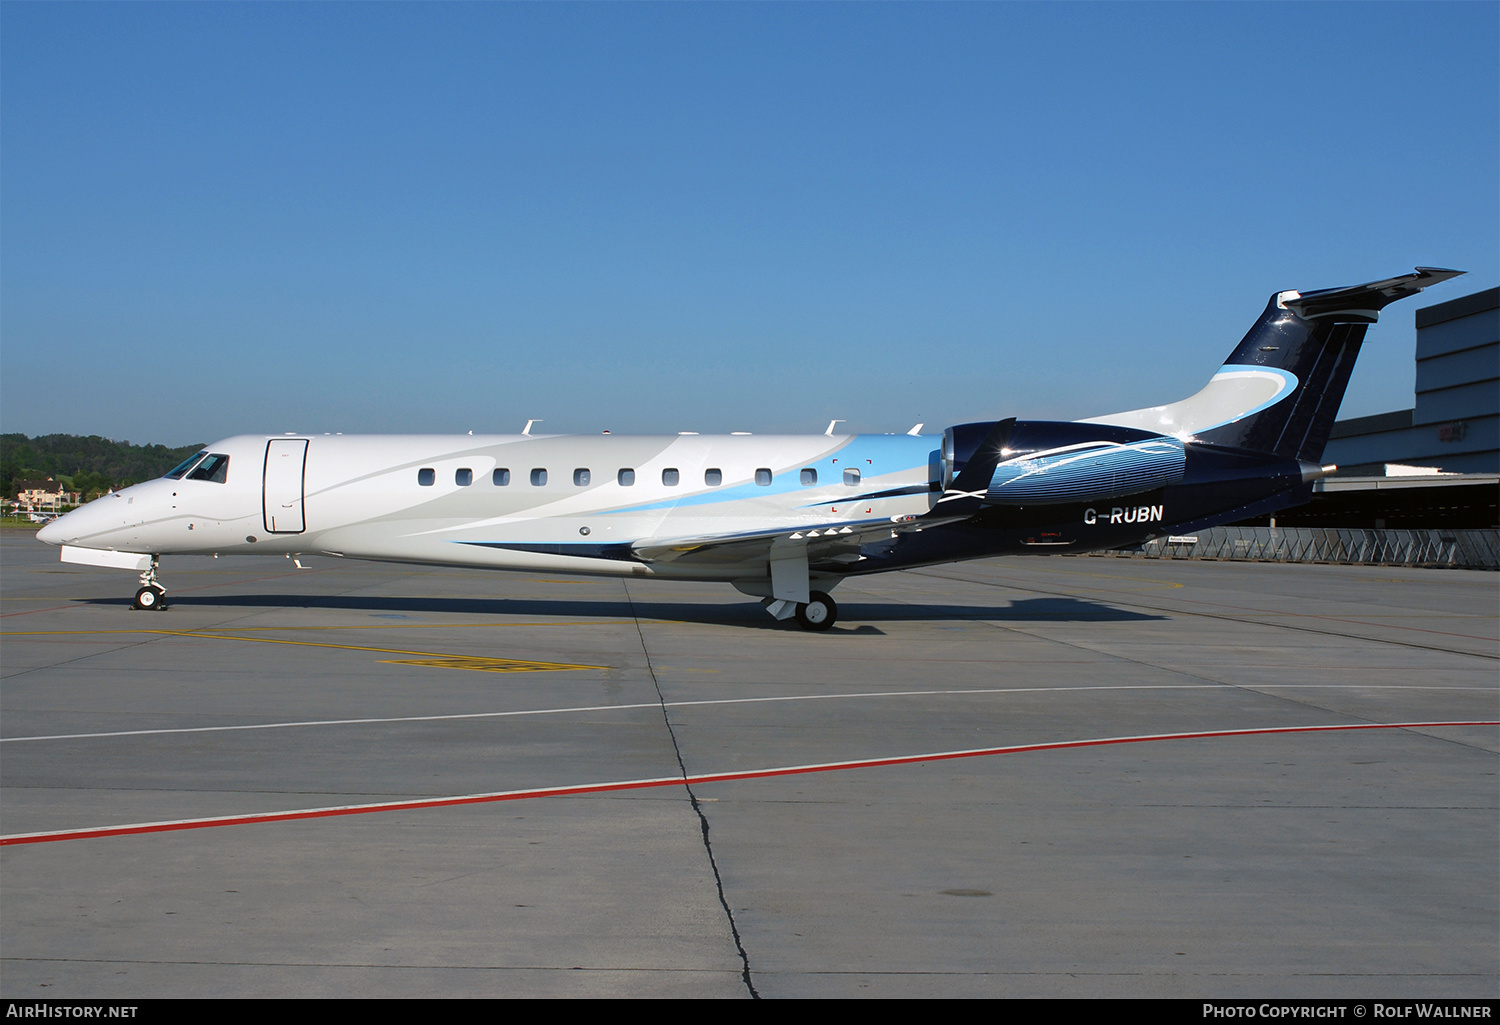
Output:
2 720 1494 846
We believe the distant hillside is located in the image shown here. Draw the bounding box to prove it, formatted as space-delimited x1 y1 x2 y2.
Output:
2 434 205 499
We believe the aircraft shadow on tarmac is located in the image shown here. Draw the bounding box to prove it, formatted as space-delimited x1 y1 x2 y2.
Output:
85 593 1166 631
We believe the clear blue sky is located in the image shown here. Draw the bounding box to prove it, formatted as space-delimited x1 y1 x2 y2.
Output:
3 2 1495 445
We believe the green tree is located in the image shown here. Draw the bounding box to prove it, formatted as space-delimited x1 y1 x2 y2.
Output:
1 434 205 499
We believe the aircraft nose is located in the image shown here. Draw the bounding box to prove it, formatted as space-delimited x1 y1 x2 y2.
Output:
35 516 66 545
35 502 102 547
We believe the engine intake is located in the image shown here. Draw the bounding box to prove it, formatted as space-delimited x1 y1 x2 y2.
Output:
943 420 1186 506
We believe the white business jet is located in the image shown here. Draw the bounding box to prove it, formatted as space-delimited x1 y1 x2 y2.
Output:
37 268 1461 629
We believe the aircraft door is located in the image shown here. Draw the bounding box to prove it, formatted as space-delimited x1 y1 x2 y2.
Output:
263 439 308 533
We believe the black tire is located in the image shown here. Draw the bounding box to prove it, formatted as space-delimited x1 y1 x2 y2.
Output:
795 590 837 631
133 586 163 611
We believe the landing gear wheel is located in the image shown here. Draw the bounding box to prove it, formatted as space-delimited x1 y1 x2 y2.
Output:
133 586 165 611
795 590 837 632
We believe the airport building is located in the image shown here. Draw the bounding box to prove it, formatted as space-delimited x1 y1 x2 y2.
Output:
1270 286 1498 531
1324 286 1498 476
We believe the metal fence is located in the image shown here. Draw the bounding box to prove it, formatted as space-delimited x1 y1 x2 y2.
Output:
1090 527 1500 569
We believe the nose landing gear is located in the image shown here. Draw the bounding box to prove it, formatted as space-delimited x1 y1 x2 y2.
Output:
132 556 167 611
133 586 165 610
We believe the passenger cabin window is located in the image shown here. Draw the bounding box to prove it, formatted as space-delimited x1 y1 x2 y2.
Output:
573 468 590 487
662 468 679 486
455 468 473 486
493 468 510 486
843 468 860 486
530 468 547 486
755 468 772 486
704 468 722 486
800 468 817 486
618 468 635 486
417 468 435 487
165 452 208 480
187 454 230 484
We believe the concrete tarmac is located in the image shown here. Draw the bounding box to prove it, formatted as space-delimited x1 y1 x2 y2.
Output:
1 531 1495 998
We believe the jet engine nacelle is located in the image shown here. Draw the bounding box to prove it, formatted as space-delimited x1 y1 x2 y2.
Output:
943 420 1187 506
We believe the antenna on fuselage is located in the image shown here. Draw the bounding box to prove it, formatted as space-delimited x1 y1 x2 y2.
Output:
907 423 924 436
522 419 542 436
825 419 845 436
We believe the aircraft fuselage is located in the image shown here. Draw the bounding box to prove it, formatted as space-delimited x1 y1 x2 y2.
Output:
36 428 1310 582
34 268 1464 628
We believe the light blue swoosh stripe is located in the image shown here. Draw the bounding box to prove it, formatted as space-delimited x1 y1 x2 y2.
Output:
599 435 934 515
1202 365 1300 430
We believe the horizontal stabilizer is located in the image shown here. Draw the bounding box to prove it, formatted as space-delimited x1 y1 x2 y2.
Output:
1283 267 1464 323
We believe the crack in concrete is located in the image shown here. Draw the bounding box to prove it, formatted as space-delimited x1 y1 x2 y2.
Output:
623 582 759 1000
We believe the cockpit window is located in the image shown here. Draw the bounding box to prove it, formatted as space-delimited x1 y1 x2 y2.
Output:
187 454 230 484
165 452 208 480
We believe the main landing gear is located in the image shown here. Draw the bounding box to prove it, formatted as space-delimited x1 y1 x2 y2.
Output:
748 548 842 631
132 555 167 611
760 589 840 631
795 590 838 632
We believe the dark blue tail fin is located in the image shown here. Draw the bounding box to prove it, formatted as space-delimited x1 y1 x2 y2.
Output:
1085 268 1463 462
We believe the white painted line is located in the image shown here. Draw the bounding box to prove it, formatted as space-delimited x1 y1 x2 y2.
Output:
2 684 1492 744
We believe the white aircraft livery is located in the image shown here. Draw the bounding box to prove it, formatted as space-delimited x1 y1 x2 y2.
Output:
37 268 1462 629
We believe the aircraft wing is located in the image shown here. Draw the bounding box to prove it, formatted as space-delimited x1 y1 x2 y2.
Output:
631 514 940 567
458 509 966 572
